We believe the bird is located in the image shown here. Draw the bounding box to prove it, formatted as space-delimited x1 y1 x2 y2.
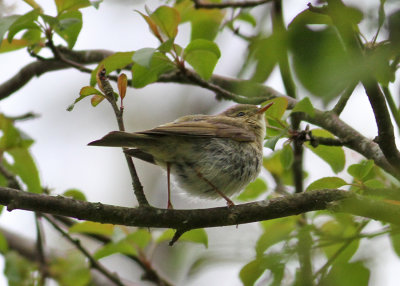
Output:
88 103 273 208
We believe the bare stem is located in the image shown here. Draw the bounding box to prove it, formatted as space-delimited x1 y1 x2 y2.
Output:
97 69 149 207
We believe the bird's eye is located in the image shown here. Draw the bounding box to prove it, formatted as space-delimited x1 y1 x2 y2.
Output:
236 112 245 117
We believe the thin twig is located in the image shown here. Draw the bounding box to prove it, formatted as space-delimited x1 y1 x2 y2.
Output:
0 164 21 190
309 136 345 147
4 112 40 122
97 69 149 207
35 214 48 286
182 69 266 104
381 85 400 132
332 81 358 115
46 35 92 73
43 214 126 286
52 215 173 286
315 221 368 280
363 79 400 171
314 226 393 249
193 0 274 9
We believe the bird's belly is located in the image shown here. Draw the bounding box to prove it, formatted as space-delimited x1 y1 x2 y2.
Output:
168 138 262 198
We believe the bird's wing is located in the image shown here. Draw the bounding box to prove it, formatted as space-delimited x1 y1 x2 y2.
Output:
138 121 255 142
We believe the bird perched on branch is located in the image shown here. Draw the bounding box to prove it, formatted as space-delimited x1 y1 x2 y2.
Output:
89 103 273 208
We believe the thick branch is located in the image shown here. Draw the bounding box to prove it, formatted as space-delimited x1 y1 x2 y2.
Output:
0 48 112 100
1 187 400 229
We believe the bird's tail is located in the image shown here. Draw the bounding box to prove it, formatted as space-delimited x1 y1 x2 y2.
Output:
88 131 150 148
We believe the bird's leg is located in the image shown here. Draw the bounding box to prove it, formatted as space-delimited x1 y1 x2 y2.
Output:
193 168 235 207
167 163 173 209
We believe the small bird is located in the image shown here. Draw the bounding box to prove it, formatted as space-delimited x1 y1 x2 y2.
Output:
89 103 273 208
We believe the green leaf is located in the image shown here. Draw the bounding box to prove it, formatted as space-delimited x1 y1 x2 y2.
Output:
0 39 30 53
22 28 41 44
132 52 175 88
157 38 174 53
184 39 220 80
7 9 40 43
157 228 208 247
320 218 360 264
5 251 38 286
390 225 400 257
280 144 293 170
94 239 137 259
363 179 385 189
247 35 280 83
291 97 315 117
176 0 224 41
50 252 91 286
263 150 295 186
90 52 134 86
0 115 34 149
150 6 180 39
257 217 297 256
68 86 104 110
288 9 332 28
320 262 370 286
305 129 345 173
54 11 82 48
55 0 91 14
0 232 8 252
236 178 268 202
6 148 41 193
0 15 20 48
235 12 257 27
389 10 400 49
94 229 151 259
264 127 288 150
240 254 284 286
264 97 288 120
126 229 152 249
348 160 374 181
63 189 86 201
69 221 114 236
306 177 347 191
79 86 103 96
132 48 156 68
289 25 351 103
40 14 59 28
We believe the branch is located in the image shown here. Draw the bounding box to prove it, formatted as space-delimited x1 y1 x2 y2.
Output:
97 69 149 207
363 79 400 170
381 85 400 132
192 0 274 9
332 81 358 115
0 48 112 100
1 187 400 229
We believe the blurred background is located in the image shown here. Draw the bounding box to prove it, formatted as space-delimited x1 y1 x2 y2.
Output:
1 0 400 285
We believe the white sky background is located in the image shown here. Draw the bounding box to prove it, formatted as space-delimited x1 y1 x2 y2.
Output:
0 0 400 285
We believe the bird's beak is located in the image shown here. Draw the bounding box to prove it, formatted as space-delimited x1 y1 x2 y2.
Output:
257 102 274 114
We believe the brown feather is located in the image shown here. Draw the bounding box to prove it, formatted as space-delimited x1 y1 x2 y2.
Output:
138 121 256 142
